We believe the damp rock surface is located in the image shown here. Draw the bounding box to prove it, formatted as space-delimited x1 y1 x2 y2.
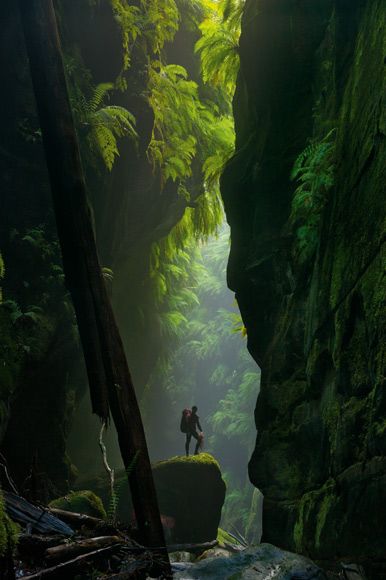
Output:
172 543 327 579
221 0 386 568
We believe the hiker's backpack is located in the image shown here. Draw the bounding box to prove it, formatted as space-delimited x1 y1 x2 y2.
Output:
180 408 192 433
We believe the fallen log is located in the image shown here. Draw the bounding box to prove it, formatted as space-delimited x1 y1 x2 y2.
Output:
45 535 122 564
48 507 105 530
19 544 122 579
3 492 74 536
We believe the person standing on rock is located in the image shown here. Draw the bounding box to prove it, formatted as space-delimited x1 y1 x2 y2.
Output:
180 406 203 456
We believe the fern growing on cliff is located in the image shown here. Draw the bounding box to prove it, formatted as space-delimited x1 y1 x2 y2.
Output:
64 54 137 170
109 0 180 86
290 129 336 259
148 63 200 182
110 0 141 87
141 0 180 54
85 83 137 170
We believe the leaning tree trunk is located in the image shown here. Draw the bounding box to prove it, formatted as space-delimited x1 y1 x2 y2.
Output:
17 0 170 575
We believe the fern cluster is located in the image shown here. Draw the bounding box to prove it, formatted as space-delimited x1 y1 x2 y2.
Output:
64 56 137 171
85 83 137 171
290 129 336 260
195 0 244 97
141 0 180 54
148 63 199 183
109 0 179 88
150 241 203 341
110 0 141 88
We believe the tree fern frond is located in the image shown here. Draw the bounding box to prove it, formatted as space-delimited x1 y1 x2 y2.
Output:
87 82 114 114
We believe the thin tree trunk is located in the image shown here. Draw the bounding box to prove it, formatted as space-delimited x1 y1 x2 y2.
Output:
17 1 170 575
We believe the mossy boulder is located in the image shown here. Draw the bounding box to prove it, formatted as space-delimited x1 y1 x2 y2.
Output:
153 453 226 544
49 490 106 519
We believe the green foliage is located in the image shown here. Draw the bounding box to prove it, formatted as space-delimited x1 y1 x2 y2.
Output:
195 0 244 97
147 60 234 244
64 52 137 170
109 0 179 88
82 83 137 171
148 63 199 183
141 0 180 55
148 62 233 202
146 229 260 452
0 490 18 558
107 451 139 523
110 0 141 87
1 301 43 325
220 473 252 533
149 241 203 344
202 116 235 191
290 129 336 260
210 371 259 441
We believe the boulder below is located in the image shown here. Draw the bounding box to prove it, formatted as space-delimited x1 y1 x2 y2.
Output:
172 543 327 579
153 453 226 544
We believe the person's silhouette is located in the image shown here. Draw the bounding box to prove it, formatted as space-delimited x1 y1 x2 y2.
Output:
185 405 203 456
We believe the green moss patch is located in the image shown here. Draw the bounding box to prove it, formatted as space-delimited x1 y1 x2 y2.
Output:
0 490 18 558
155 453 220 470
49 490 106 519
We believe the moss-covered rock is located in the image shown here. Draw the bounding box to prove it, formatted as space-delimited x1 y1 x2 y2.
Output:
153 453 226 544
75 454 226 542
49 490 106 519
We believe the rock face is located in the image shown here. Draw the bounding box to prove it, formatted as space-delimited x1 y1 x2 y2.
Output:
222 0 385 572
153 454 226 544
173 543 327 579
